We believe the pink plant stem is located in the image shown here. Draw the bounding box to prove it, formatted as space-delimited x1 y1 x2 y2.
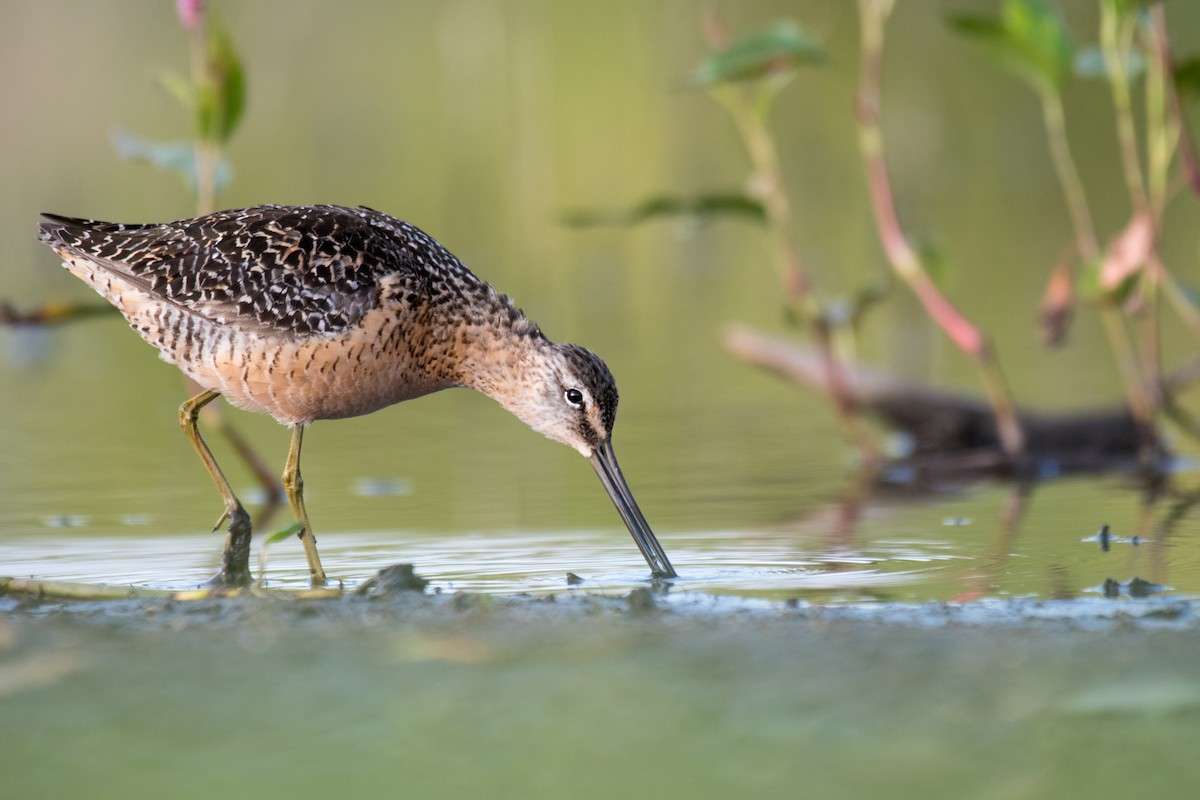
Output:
856 0 1023 458
862 150 984 356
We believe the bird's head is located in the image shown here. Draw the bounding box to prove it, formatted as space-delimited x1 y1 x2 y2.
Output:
502 343 617 458
486 341 676 579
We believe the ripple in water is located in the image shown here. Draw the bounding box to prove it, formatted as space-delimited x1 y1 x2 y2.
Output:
0 527 979 603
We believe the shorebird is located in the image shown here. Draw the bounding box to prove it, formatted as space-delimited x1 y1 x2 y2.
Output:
38 204 677 586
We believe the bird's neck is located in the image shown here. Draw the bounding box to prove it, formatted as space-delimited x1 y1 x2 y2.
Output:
453 324 550 404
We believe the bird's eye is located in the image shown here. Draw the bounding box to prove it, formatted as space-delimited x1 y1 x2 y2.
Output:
564 388 585 407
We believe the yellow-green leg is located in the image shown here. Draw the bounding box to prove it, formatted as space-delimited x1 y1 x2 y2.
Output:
190 376 286 530
283 424 328 586
179 390 253 586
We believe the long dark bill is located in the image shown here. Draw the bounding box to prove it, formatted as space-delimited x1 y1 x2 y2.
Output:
588 440 677 579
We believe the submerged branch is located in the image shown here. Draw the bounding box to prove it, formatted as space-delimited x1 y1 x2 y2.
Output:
726 325 1156 475
0 576 344 602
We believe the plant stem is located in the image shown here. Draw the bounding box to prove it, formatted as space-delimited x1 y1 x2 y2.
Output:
1101 3 1149 217
714 86 811 306
856 0 1023 458
710 61 874 458
1160 264 1200 340
1100 4 1181 431
1100 307 1155 424
1039 90 1099 260
1143 17 1174 222
188 16 220 215
1098 305 1156 429
1038 78 1153 429
1148 4 1200 195
194 140 219 215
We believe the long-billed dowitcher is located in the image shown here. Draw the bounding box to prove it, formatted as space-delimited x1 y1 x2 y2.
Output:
38 204 676 585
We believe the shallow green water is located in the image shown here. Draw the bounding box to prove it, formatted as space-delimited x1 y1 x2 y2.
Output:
1 476 1196 604
5 1 1200 797
3 596 1200 800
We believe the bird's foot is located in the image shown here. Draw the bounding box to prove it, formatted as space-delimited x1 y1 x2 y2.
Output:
209 503 253 587
296 526 328 588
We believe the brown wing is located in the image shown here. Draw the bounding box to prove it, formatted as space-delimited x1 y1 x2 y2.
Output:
38 205 458 336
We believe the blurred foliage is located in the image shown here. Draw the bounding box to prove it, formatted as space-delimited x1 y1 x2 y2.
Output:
1074 45 1145 80
786 277 892 331
561 194 765 228
111 132 232 194
565 20 825 234
948 0 1074 96
690 20 823 87
915 241 953 292
160 14 244 146
193 17 246 145
1174 56 1200 99
116 12 245 197
1102 0 1156 14
1077 259 1138 306
258 522 304 584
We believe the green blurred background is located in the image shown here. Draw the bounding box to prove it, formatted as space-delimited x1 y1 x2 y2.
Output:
3 0 1200 573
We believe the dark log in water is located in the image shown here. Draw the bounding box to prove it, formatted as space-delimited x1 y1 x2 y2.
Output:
725 326 1166 480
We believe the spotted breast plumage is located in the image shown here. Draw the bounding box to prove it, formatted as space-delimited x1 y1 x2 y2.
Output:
38 204 676 586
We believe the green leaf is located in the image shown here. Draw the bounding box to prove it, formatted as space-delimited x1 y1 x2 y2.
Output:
1102 0 1154 17
948 0 1073 95
257 522 304 586
195 14 246 143
157 68 193 110
1077 258 1137 305
692 20 823 87
1175 56 1200 101
1077 259 1103 302
814 276 891 329
560 193 766 228
1173 280 1200 309
112 131 233 191
263 523 304 547
847 275 892 325
917 241 953 290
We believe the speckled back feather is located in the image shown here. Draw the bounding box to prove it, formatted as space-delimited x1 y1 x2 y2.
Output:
37 204 540 340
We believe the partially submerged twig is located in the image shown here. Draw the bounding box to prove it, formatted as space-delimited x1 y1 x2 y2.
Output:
0 575 343 602
0 300 116 326
1 577 176 600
